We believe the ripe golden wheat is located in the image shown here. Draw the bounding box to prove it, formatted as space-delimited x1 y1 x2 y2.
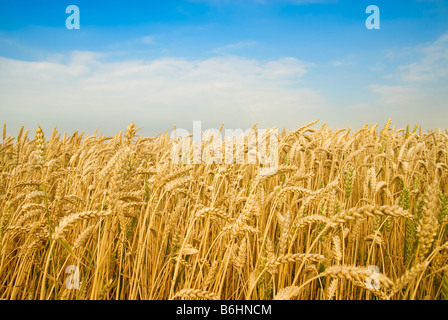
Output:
0 120 447 300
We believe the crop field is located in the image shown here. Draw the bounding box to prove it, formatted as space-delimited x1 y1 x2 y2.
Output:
0 120 447 300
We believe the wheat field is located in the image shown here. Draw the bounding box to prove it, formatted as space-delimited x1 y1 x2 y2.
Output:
0 120 447 300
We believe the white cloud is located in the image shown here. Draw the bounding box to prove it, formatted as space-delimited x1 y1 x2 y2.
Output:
261 57 310 79
0 52 324 135
368 85 417 106
362 33 448 130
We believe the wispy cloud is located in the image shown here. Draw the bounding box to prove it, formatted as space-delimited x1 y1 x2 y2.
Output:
329 54 356 68
141 36 156 45
399 33 448 83
211 40 258 54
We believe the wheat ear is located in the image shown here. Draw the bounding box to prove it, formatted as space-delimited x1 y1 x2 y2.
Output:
170 289 220 300
52 211 110 240
331 205 413 225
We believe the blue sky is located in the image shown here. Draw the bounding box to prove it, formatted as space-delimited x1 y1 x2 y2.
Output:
0 0 447 135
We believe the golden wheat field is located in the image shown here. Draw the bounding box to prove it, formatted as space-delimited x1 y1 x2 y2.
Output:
0 119 447 300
